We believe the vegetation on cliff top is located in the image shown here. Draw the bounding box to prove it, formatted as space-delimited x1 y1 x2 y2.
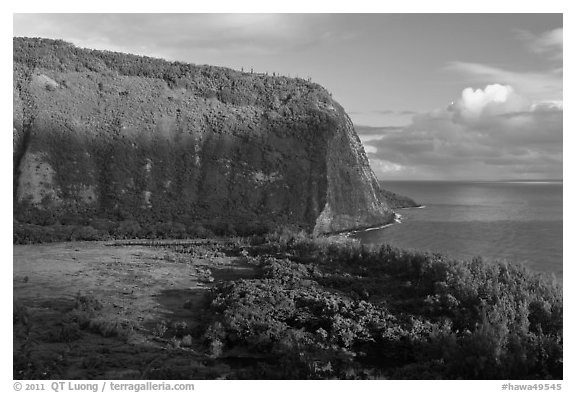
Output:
14 37 328 109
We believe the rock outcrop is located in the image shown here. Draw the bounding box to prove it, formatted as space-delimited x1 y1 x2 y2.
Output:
13 37 396 234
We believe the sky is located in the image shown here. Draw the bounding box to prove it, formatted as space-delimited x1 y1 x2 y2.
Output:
13 13 563 180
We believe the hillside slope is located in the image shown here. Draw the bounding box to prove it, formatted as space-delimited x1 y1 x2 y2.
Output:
13 37 396 234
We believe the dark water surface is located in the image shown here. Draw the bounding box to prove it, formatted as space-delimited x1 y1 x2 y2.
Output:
353 181 563 280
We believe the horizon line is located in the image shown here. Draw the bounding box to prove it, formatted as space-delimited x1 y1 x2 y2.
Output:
377 179 563 182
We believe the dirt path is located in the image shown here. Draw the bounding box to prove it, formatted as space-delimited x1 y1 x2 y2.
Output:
13 240 256 379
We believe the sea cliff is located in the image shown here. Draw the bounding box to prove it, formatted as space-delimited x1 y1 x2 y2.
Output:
14 37 397 235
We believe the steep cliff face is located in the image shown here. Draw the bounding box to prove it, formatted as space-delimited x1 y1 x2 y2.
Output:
13 38 395 233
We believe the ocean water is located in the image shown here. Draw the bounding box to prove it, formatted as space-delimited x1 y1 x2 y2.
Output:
353 181 563 280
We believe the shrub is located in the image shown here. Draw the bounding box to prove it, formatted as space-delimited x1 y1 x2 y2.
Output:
71 226 106 241
201 236 562 379
115 220 142 238
186 223 213 238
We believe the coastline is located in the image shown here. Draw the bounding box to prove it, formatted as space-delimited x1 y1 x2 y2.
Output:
353 180 563 280
346 205 425 236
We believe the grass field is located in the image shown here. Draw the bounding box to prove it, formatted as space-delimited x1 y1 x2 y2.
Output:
13 239 257 379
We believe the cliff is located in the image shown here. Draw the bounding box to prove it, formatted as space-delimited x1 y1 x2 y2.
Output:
13 37 396 234
378 188 420 209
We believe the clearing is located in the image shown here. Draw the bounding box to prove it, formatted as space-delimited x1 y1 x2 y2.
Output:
13 239 255 379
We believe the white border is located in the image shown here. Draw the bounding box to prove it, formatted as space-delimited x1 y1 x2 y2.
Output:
3 3 571 392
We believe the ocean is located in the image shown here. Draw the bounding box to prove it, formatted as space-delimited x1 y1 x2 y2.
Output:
353 181 563 280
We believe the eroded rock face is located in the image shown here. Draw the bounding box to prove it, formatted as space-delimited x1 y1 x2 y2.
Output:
13 38 395 233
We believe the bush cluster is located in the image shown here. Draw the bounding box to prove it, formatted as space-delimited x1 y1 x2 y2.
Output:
13 218 280 244
202 232 562 379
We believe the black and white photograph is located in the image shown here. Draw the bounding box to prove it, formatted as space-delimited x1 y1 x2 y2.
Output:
10 9 565 387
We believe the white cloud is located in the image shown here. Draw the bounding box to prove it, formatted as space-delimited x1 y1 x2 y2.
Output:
446 26 562 107
535 28 562 49
362 85 562 180
363 145 378 154
452 84 531 121
13 14 337 58
519 27 563 59
370 159 405 174
446 62 562 103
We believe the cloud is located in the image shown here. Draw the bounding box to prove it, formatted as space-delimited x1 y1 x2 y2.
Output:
352 109 418 116
517 27 563 59
451 84 530 121
446 62 562 103
13 14 343 59
361 84 562 180
372 109 417 116
355 125 406 135
364 145 378 154
446 26 562 104
369 159 406 174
